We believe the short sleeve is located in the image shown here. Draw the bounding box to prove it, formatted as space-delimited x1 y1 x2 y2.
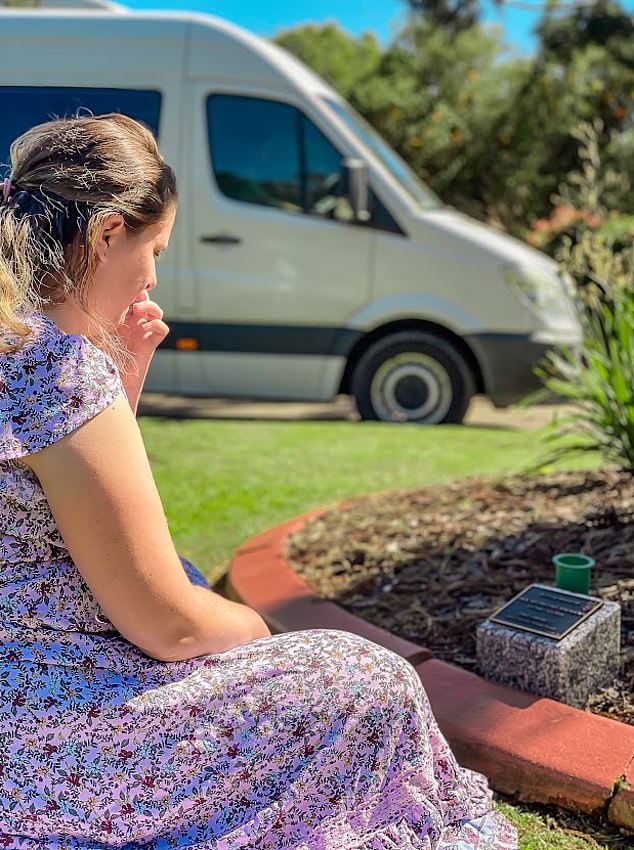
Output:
0 315 124 460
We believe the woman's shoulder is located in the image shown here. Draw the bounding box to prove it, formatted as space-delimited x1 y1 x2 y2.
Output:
1 311 121 399
0 312 124 461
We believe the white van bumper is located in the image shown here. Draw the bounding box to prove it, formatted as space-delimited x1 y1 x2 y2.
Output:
464 331 580 408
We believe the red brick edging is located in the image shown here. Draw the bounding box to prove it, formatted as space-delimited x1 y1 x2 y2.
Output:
227 508 634 832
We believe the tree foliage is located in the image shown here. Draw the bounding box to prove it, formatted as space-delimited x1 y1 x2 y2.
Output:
275 2 634 247
275 24 381 100
525 127 634 473
351 21 518 222
403 0 480 32
538 0 634 64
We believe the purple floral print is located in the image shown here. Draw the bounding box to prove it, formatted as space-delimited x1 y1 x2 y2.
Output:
0 313 516 849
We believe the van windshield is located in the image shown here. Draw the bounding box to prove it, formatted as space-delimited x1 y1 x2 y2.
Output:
322 97 443 211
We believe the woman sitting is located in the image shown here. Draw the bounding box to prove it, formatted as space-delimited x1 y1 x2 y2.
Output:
0 113 516 849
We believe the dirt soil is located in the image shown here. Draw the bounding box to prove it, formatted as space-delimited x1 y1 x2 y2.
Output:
287 469 634 725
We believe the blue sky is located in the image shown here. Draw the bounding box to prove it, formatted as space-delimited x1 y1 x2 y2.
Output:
121 0 634 56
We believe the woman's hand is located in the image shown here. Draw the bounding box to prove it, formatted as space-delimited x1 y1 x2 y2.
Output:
118 291 169 415
119 290 170 359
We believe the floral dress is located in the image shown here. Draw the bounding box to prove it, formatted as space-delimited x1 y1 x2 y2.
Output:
0 312 517 850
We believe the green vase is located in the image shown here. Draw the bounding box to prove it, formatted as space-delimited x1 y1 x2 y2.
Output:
552 553 595 595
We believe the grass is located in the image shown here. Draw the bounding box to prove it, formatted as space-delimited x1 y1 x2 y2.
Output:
139 416 596 584
139 411 624 849
496 801 628 849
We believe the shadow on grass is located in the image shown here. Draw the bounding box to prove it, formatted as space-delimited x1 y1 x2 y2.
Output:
138 393 537 432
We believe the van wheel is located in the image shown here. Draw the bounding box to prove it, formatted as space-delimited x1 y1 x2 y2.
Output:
351 331 475 424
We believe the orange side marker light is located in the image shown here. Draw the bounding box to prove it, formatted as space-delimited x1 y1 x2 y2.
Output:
175 338 200 351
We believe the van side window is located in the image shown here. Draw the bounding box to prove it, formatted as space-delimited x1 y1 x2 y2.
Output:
302 117 352 221
207 96 303 213
0 87 161 169
207 94 354 222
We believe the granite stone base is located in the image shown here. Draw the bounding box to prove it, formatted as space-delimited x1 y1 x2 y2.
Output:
476 585 621 708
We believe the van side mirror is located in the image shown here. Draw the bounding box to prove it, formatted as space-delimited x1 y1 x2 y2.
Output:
341 158 370 223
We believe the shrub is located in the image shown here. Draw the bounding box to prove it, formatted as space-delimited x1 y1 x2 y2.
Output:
527 119 634 471
534 283 634 471
526 119 633 271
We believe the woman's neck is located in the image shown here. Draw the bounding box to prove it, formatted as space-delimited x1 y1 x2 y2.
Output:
41 301 93 337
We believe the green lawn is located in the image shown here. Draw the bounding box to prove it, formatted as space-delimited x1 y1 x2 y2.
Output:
140 413 624 849
496 801 626 849
140 416 595 584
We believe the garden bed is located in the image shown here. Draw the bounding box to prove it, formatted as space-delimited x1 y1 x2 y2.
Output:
288 469 634 725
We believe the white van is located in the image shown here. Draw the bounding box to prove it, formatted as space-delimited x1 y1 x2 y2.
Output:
0 3 581 423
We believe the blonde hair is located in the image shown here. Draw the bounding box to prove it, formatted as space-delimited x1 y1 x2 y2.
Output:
0 113 177 372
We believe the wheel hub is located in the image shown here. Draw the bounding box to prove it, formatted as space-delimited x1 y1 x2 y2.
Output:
370 353 453 423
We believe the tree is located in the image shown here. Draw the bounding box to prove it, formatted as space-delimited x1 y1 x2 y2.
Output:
350 20 520 222
275 24 381 100
275 6 634 245
538 0 634 64
403 0 481 32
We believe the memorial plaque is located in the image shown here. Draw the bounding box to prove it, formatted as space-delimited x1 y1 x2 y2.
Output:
490 584 603 640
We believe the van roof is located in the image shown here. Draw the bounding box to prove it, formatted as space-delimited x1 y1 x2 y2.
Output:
1 0 128 9
0 6 336 99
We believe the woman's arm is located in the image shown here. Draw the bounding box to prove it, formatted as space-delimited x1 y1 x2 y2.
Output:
120 352 152 417
23 393 271 661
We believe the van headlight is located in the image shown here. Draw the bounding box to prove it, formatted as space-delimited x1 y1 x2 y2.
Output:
503 264 574 323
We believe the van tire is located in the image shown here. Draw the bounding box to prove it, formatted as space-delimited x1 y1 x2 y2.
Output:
351 331 475 424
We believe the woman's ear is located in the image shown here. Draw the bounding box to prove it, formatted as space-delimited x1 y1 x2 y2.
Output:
94 213 126 264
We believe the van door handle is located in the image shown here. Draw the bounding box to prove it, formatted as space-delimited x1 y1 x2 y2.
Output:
199 233 243 245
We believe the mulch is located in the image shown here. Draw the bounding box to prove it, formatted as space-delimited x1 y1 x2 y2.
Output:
287 469 634 726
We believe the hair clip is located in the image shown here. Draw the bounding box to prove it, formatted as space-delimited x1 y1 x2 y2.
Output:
1 177 14 204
